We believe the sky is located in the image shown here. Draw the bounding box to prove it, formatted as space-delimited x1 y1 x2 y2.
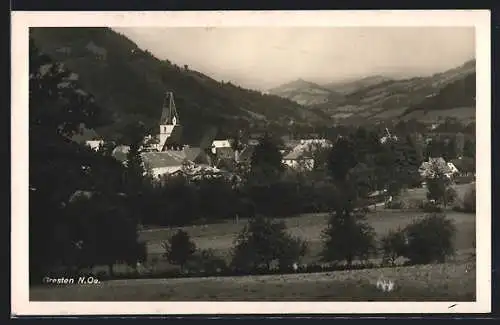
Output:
113 27 475 91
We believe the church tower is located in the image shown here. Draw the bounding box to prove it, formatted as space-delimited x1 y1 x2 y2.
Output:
158 91 181 151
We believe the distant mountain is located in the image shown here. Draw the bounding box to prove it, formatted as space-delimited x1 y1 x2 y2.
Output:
323 75 394 95
268 79 344 106
312 59 476 125
30 27 328 145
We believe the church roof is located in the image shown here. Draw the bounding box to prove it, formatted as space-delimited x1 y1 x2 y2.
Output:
140 147 207 170
141 152 184 169
237 145 256 162
216 147 235 159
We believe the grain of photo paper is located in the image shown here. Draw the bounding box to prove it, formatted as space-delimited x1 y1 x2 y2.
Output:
11 10 491 316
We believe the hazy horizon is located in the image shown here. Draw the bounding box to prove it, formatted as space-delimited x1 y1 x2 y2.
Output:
113 27 475 91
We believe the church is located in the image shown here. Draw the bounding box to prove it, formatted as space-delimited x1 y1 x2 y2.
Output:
155 91 183 151
112 91 220 181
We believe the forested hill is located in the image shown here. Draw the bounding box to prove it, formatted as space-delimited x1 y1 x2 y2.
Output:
30 27 327 145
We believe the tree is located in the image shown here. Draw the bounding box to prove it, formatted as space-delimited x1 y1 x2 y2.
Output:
443 137 457 161
248 133 284 184
231 215 308 272
374 136 421 196
195 177 238 222
326 137 357 184
29 36 114 281
424 160 453 207
65 193 143 276
380 228 407 266
163 230 197 271
455 133 465 158
425 139 446 159
403 214 456 264
348 162 376 203
463 138 475 159
351 126 381 166
320 210 376 267
462 185 476 213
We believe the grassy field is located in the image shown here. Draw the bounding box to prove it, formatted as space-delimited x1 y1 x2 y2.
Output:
137 183 475 267
30 262 475 301
62 183 475 275
30 183 476 301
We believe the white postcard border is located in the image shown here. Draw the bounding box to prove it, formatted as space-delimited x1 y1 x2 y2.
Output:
11 10 491 316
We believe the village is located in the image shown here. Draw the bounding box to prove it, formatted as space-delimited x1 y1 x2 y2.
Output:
84 91 475 199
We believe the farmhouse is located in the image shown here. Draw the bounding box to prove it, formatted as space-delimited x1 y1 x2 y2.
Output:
282 150 314 170
211 139 232 154
449 157 475 177
235 145 256 164
85 140 104 151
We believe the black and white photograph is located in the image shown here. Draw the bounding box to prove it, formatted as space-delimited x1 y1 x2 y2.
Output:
12 10 491 315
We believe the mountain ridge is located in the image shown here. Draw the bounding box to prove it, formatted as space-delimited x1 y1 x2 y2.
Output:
30 27 330 145
270 58 475 125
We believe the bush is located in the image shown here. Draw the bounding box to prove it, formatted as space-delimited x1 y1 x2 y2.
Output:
385 199 408 210
407 199 425 210
445 187 458 206
185 249 228 274
380 228 407 266
462 186 476 213
320 211 377 266
402 214 456 264
419 200 444 213
163 230 196 271
124 241 148 269
230 215 308 273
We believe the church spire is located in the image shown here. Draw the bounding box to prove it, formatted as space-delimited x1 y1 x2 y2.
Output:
160 91 180 126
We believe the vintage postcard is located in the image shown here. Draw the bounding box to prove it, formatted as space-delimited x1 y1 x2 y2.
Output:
11 10 491 315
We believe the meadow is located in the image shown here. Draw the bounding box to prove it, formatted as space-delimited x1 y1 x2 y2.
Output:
138 184 475 266
30 262 475 301
30 184 476 301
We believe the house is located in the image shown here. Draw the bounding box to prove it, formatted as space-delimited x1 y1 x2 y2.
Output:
447 162 460 175
214 146 235 163
140 147 212 180
235 145 256 164
283 139 301 150
283 138 332 159
282 150 314 171
111 143 211 180
449 157 475 177
299 138 330 146
85 140 104 151
172 164 229 182
211 139 232 154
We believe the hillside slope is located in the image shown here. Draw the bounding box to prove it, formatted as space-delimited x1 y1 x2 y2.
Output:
30 27 327 144
268 78 344 106
313 59 476 124
323 75 394 95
